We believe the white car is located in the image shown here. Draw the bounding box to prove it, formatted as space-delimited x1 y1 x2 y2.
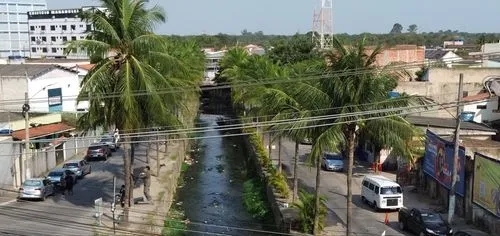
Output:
100 135 117 151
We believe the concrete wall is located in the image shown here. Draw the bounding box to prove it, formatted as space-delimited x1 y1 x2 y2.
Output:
396 68 500 107
0 75 27 112
0 136 16 195
7 113 61 131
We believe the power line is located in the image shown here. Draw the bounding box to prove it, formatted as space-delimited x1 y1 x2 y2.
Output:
1 53 495 107
0 95 488 149
0 98 484 157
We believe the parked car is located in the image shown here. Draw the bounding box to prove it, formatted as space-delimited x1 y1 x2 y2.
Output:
46 170 66 189
361 175 403 211
62 160 91 178
86 143 112 161
100 134 117 151
18 178 54 201
399 208 453 236
321 152 344 172
453 229 489 236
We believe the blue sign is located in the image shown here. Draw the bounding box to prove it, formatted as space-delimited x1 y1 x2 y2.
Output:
423 130 466 196
47 88 62 112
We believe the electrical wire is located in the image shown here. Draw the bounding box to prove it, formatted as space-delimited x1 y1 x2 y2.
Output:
1 52 497 107
0 98 486 158
0 91 487 146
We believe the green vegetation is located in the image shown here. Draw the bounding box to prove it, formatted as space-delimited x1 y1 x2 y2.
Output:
242 179 271 220
292 190 327 234
162 207 187 236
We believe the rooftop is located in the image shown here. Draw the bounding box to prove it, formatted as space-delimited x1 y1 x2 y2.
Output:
0 64 77 78
463 92 492 102
425 49 449 60
75 64 95 71
11 123 74 140
406 116 497 132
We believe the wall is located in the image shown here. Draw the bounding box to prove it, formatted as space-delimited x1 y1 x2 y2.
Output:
0 75 27 111
366 45 425 67
7 113 61 131
0 136 16 196
28 69 81 112
397 68 500 104
463 97 500 123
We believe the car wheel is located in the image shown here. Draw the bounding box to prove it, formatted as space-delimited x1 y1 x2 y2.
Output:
89 167 92 174
398 220 406 231
41 194 45 201
361 196 366 203
373 201 379 211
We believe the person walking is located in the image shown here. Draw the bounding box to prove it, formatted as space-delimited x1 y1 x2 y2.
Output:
140 166 152 203
65 174 74 196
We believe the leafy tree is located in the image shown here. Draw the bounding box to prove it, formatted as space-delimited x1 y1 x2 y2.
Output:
67 0 202 222
266 34 320 65
407 24 418 33
390 23 403 34
292 190 327 234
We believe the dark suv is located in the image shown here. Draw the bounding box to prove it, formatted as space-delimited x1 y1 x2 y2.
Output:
86 143 112 161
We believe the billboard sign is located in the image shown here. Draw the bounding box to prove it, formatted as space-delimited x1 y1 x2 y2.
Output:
423 130 466 196
473 153 500 217
47 88 62 112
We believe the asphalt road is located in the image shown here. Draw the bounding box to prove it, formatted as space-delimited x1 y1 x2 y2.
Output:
267 137 410 236
0 150 125 236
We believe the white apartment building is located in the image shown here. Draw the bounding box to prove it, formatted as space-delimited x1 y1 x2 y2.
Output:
0 0 47 58
27 6 105 59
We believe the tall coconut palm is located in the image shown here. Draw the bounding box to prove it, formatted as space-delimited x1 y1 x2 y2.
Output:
67 0 201 222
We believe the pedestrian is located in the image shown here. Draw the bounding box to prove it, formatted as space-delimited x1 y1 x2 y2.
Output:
140 166 152 203
65 174 74 196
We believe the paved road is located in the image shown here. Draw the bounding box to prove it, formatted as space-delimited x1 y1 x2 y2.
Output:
0 150 125 236
267 137 410 236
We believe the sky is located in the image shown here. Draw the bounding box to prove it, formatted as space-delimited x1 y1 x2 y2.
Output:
47 0 500 35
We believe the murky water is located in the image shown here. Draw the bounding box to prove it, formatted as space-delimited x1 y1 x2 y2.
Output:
173 114 277 235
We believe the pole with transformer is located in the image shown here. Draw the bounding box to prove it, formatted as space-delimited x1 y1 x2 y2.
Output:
448 73 464 224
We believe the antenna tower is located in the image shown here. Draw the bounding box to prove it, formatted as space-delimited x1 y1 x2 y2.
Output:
312 0 334 50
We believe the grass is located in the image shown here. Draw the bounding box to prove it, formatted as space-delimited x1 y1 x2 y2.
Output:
242 178 271 220
162 207 187 236
180 162 189 173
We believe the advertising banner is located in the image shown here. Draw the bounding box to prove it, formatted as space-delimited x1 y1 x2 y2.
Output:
423 130 466 196
473 153 500 217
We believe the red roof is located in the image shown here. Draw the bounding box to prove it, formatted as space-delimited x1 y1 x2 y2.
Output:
11 123 75 140
463 93 491 102
77 64 95 71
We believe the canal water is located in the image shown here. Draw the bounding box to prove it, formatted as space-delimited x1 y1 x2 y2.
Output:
173 114 277 235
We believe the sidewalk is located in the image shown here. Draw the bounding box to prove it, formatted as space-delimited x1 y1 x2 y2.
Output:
97 140 186 235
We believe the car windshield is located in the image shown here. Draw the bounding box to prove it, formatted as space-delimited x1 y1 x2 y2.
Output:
89 145 102 150
421 213 443 223
48 171 63 177
380 186 402 194
325 154 342 160
63 163 78 168
23 180 42 186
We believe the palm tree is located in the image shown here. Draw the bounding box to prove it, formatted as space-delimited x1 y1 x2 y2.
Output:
68 0 202 222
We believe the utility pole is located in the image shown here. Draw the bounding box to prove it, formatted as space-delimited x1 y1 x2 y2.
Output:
21 92 30 184
448 73 463 224
156 129 160 177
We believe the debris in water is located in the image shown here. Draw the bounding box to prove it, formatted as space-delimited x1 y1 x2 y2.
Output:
176 201 183 206
215 164 225 173
204 221 208 224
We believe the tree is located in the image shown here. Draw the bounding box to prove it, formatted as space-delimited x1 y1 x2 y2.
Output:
67 0 202 222
266 34 319 65
390 23 403 34
407 24 418 33
292 190 327 234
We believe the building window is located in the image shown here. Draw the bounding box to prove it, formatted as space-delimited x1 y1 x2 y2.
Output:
62 36 67 42
71 25 76 30
31 37 35 42
62 25 67 31
52 48 56 53
477 105 487 110
31 48 36 53
50 25 55 31
80 36 85 39
51 36 56 42
80 24 84 28
41 37 46 42
71 36 77 41
41 25 45 31
30 26 35 31
42 48 47 53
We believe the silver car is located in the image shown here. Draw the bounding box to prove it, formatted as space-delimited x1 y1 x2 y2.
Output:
100 135 117 151
18 178 54 201
63 160 91 178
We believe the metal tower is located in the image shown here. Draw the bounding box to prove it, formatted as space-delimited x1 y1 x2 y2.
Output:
312 0 334 50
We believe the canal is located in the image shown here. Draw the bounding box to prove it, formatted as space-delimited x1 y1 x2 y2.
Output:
172 114 277 235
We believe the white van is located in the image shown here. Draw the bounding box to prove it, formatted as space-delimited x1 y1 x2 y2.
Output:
361 175 403 210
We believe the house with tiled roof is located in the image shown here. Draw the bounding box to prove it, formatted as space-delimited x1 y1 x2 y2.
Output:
425 49 462 68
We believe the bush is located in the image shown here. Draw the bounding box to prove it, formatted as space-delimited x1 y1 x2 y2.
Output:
162 208 187 236
292 190 327 234
242 179 271 219
244 129 290 199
